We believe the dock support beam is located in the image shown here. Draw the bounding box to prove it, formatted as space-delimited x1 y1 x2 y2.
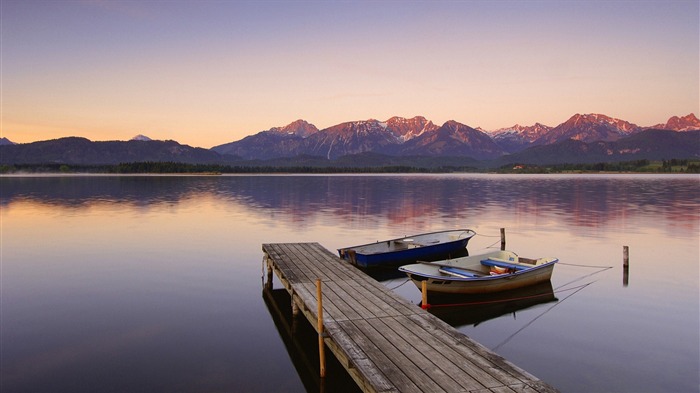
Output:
264 256 273 290
291 298 299 333
291 298 299 317
421 281 429 309
623 246 629 287
316 279 326 378
500 228 506 250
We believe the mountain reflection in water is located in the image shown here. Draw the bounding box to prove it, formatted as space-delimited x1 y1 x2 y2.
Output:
2 174 698 236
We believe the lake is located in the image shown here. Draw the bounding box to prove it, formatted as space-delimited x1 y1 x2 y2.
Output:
1 174 698 392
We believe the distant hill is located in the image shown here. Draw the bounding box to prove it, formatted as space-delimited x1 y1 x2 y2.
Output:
267 119 319 137
496 129 700 166
649 113 700 131
305 116 451 159
532 113 642 146
212 117 501 160
211 120 317 159
0 137 223 165
490 123 553 153
2 113 698 169
399 120 504 159
489 113 699 153
212 113 698 160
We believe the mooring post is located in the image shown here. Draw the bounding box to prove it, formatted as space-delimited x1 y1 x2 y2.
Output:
500 228 506 250
316 278 326 378
623 246 629 287
421 280 429 309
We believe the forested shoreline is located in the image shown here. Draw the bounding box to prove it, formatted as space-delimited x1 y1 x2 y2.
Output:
1 159 698 174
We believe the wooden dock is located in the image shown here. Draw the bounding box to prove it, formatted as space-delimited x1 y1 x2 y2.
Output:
262 242 559 393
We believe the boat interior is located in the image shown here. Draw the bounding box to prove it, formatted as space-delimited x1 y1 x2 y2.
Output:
431 255 554 279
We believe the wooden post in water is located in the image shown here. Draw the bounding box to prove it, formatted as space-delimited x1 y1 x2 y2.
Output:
291 298 299 333
500 228 506 250
421 280 429 309
316 279 326 378
266 257 273 290
623 246 629 287
291 297 299 317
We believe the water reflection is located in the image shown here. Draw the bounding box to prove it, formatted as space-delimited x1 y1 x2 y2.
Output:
2 174 698 236
0 175 218 208
424 281 558 327
2 174 698 393
262 287 361 393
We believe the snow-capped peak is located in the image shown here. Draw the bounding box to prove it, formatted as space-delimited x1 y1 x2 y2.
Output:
650 113 700 131
268 120 319 137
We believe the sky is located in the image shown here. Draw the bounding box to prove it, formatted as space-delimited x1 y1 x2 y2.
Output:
1 0 698 148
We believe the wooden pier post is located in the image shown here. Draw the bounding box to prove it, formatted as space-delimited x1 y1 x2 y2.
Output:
500 228 506 250
291 296 299 333
291 298 299 317
623 246 629 287
266 259 273 290
316 278 326 378
265 256 273 290
421 280 429 309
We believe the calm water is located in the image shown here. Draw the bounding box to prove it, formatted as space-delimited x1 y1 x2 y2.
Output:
1 174 698 393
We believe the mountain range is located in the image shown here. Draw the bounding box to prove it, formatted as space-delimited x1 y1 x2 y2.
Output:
211 113 698 160
1 113 698 168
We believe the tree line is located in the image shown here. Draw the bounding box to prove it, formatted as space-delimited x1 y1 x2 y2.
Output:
0 162 477 174
500 159 699 173
1 159 697 174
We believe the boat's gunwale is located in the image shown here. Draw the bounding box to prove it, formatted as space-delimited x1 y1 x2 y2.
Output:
337 229 476 256
398 258 558 282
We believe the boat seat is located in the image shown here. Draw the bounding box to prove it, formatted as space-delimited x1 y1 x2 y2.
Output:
480 258 529 271
438 266 482 278
394 240 425 248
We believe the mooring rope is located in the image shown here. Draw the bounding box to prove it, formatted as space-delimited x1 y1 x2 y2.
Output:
554 265 612 290
387 278 411 290
493 281 594 350
558 262 614 269
482 239 503 250
474 232 502 238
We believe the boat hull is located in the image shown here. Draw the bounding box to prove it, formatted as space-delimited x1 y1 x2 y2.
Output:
338 229 475 268
406 264 555 294
399 250 558 294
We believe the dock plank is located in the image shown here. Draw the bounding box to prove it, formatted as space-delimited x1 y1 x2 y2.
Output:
262 243 558 393
324 321 398 393
352 318 450 393
323 281 374 320
380 315 489 391
361 317 466 392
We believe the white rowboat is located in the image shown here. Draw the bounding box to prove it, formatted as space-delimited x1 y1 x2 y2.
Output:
399 250 558 294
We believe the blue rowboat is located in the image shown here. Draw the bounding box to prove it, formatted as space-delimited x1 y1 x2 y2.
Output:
338 229 476 268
